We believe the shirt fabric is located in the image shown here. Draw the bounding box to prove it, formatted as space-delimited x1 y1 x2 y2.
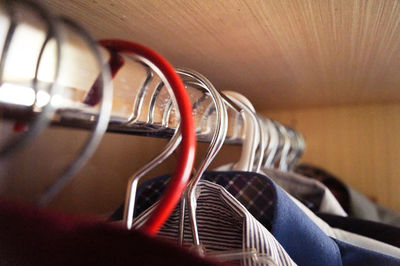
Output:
348 187 400 227
331 227 400 259
262 168 347 216
215 164 347 216
268 177 400 259
133 180 296 266
295 163 351 212
318 212 400 248
123 171 400 266
296 163 400 227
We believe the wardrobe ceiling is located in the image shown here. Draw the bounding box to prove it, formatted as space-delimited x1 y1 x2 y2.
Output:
43 0 400 110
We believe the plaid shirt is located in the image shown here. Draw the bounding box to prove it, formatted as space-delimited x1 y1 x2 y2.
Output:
134 171 276 231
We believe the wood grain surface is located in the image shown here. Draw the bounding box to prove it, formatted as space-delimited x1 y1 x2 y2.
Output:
41 0 400 109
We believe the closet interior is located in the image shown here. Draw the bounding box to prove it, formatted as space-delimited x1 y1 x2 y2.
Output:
0 1 399 265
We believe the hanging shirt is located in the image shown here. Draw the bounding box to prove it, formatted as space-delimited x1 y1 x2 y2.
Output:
213 164 400 257
215 164 347 216
262 168 347 216
294 164 351 212
348 187 400 226
295 163 400 227
123 172 400 266
281 187 400 258
133 180 297 266
317 212 400 248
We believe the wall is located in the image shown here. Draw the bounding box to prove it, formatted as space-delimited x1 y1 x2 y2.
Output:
1 126 242 217
262 103 400 212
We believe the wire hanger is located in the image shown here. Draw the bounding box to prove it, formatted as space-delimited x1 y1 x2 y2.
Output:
180 68 228 251
277 123 291 171
262 118 280 169
124 67 228 232
142 67 238 246
0 0 62 159
286 129 305 170
125 64 153 126
269 121 285 168
254 115 268 173
149 68 245 247
122 67 221 232
286 126 299 171
123 126 182 230
99 39 196 235
37 17 114 206
222 91 260 172
168 75 276 264
225 91 265 173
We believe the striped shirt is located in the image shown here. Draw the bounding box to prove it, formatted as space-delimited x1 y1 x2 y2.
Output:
133 180 296 266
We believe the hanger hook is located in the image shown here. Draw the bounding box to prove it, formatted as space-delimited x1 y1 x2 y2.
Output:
175 67 228 250
263 119 280 168
0 0 62 159
99 40 196 235
277 124 291 171
222 91 259 172
254 115 268 173
38 16 113 206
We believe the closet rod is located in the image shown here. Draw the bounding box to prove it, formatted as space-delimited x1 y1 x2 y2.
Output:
0 85 245 144
0 97 243 144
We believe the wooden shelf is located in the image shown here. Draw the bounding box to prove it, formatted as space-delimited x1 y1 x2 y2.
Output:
42 0 400 110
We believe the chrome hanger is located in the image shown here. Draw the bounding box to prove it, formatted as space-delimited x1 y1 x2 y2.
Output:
222 91 265 173
38 16 113 205
262 118 280 168
268 120 284 168
298 132 306 158
175 67 228 251
277 123 291 171
179 80 214 134
172 73 276 264
96 39 199 235
0 0 61 159
123 73 181 228
150 68 232 246
222 91 259 172
287 130 305 170
147 80 164 125
125 64 153 125
254 115 267 173
284 127 297 170
149 81 213 132
208 248 277 265
124 125 182 229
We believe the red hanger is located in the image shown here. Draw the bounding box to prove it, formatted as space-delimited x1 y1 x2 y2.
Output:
99 40 196 236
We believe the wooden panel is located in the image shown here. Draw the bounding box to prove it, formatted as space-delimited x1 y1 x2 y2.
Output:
262 103 400 212
0 128 242 216
1 129 166 215
41 0 400 109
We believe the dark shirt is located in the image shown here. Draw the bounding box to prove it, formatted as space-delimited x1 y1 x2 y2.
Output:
0 198 223 266
318 212 400 248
